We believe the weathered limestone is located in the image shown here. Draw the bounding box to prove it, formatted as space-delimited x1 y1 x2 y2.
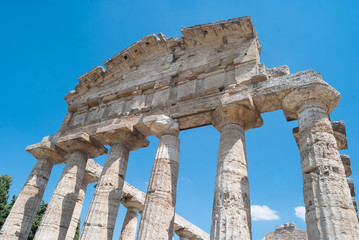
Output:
9 17 358 240
340 154 352 177
137 116 180 240
210 104 262 240
122 182 210 240
119 207 140 240
65 159 102 240
265 223 307 240
282 84 359 239
0 136 65 240
80 124 148 240
34 133 107 240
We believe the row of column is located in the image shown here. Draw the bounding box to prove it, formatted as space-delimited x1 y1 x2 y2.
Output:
1 83 359 240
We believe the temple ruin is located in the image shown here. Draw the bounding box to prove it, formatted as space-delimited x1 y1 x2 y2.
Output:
0 16 358 240
265 223 307 240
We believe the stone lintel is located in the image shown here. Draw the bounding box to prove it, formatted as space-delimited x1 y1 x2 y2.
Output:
78 171 209 240
211 104 262 131
341 155 352 177
282 84 340 121
84 159 102 184
136 114 179 138
58 69 332 136
347 178 356 197
174 214 210 240
56 132 107 158
93 121 149 150
332 121 348 150
26 135 66 165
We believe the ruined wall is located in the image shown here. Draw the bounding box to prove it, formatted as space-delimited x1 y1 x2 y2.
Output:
265 223 307 240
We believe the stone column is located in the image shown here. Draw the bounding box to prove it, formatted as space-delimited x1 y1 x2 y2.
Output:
119 207 139 240
80 124 148 240
282 84 359 239
137 116 180 240
210 104 262 240
119 196 143 240
65 159 102 240
0 136 65 240
34 133 107 240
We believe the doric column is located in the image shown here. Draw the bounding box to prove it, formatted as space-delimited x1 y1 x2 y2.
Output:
119 208 139 240
282 84 359 239
65 159 102 240
119 196 142 240
137 115 180 240
34 133 107 240
80 124 148 240
0 136 65 240
210 104 262 240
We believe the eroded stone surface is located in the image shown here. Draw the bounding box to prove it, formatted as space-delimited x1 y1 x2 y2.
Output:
0 136 66 240
119 207 139 240
265 223 307 240
80 145 129 239
10 16 358 240
137 119 180 240
34 151 88 240
64 159 101 240
283 85 359 240
210 105 261 240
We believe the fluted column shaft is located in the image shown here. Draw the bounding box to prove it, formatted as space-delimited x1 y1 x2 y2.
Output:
65 178 88 240
80 142 130 240
34 151 88 240
296 105 359 239
0 159 53 240
211 123 251 240
137 133 180 240
210 105 262 240
119 207 139 240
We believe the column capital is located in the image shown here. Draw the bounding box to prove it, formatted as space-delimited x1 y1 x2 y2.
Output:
56 132 107 158
121 197 142 212
93 122 149 150
211 104 262 131
175 229 193 239
26 135 66 164
139 115 179 138
282 84 340 120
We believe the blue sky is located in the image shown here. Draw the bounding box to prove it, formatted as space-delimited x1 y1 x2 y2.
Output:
0 1 358 239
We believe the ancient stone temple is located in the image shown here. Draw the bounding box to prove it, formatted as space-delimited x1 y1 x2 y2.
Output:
0 16 358 240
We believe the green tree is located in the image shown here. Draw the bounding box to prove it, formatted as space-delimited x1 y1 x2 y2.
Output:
0 175 12 230
0 175 81 239
73 218 81 240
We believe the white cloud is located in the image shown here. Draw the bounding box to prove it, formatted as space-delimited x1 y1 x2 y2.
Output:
251 205 280 221
295 206 305 221
144 181 149 186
